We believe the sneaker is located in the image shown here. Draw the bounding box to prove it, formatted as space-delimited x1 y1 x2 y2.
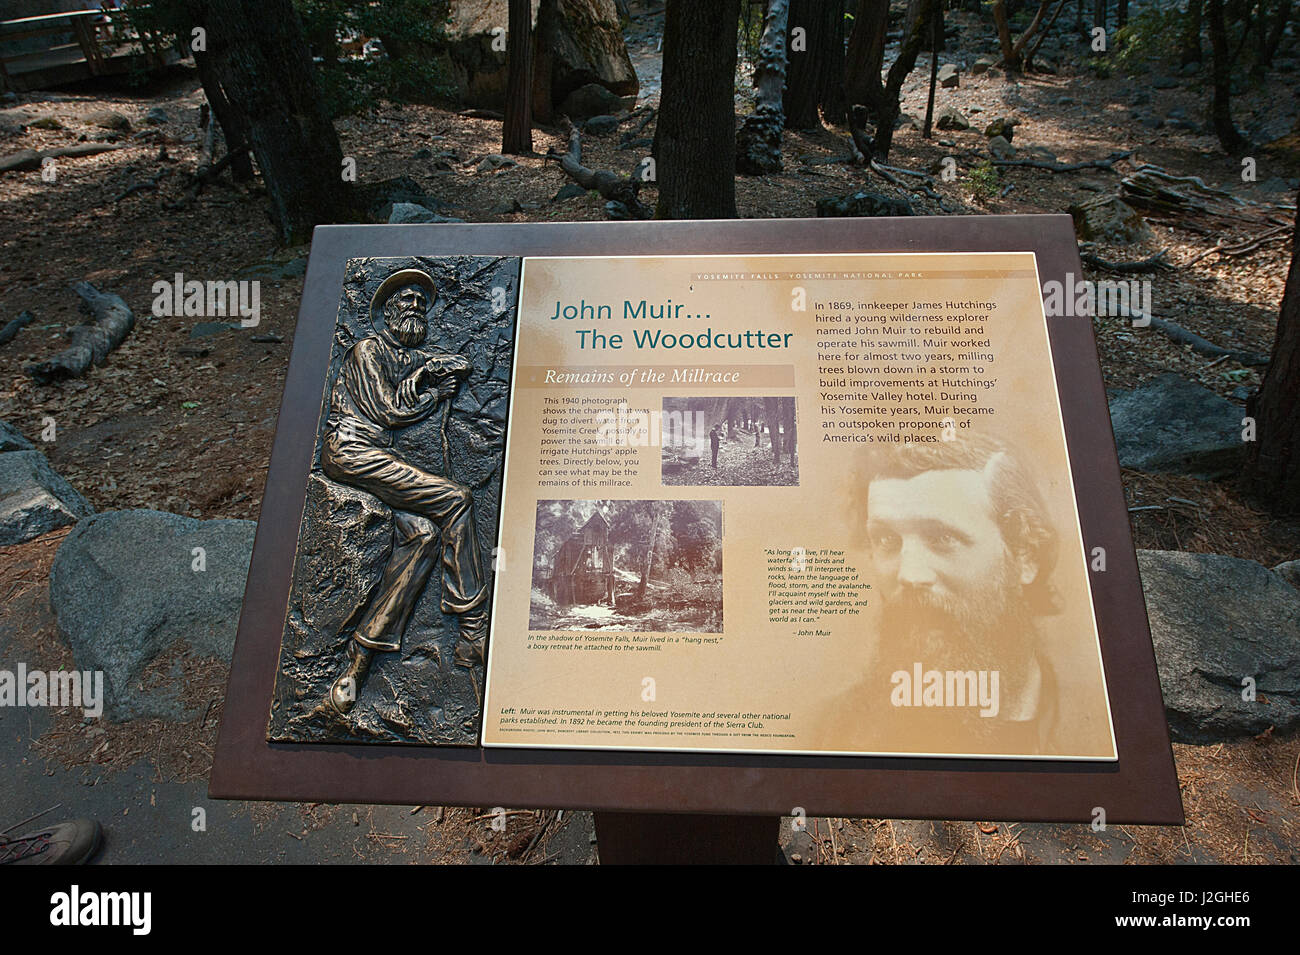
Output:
0 818 103 865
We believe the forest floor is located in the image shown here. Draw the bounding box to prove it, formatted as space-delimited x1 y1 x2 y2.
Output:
1 3 1298 863
663 426 800 486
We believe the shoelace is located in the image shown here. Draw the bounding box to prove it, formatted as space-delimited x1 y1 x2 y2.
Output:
0 832 52 864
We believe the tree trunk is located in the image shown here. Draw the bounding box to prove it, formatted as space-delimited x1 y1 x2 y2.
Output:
780 398 797 464
637 502 667 597
736 0 789 175
191 48 253 181
785 0 847 128
763 396 783 461
502 0 534 155
1258 0 1292 74
1208 0 1246 151
923 9 940 137
532 0 557 124
182 0 356 244
866 0 937 157
1241 193 1300 513
657 0 741 218
845 0 889 110
1180 0 1203 67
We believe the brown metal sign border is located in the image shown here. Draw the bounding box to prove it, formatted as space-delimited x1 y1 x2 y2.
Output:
209 216 1183 826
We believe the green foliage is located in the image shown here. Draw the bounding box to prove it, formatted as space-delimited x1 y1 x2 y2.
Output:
294 0 456 114
1114 6 1186 74
966 159 999 202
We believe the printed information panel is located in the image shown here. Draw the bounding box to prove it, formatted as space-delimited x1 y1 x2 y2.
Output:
482 252 1117 760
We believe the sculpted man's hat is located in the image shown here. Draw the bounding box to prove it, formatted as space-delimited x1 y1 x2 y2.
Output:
371 268 438 324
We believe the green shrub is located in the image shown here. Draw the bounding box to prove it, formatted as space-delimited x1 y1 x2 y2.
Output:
966 159 999 202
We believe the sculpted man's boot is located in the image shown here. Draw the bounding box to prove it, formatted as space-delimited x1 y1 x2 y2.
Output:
453 610 489 668
328 640 373 715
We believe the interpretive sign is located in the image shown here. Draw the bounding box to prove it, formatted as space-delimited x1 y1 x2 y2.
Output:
210 217 1180 825
481 253 1115 760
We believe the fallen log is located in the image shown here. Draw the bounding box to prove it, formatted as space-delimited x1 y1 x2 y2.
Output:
25 283 136 385
547 121 651 220
114 169 168 203
1183 225 1291 266
0 143 125 174
0 310 34 348
992 150 1132 172
1135 312 1270 366
1079 249 1173 272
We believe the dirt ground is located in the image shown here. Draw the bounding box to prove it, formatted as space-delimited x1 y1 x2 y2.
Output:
1 4 1297 863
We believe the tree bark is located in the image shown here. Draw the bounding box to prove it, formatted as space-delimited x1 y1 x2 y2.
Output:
785 0 847 128
923 9 939 137
1180 0 1203 66
864 0 937 157
763 396 783 461
503 0 534 154
1241 193 1300 513
637 502 668 597
182 0 356 244
191 49 253 182
657 0 741 218
736 0 789 174
780 398 797 464
1208 0 1246 151
844 0 889 113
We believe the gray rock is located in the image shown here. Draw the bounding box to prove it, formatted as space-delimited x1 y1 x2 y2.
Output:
442 0 637 110
1274 560 1300 591
49 509 255 721
938 63 959 88
1107 373 1246 477
0 420 34 452
984 116 1016 141
1139 550 1300 742
144 107 169 125
988 135 1016 160
81 109 131 131
1069 195 1153 244
1258 176 1293 194
935 105 970 131
554 183 588 201
0 450 93 547
583 114 621 135
971 55 997 75
1130 90 1151 106
816 191 914 218
475 153 517 173
1152 76 1179 89
1180 61 1201 76
385 202 463 224
560 82 624 120
189 321 240 339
